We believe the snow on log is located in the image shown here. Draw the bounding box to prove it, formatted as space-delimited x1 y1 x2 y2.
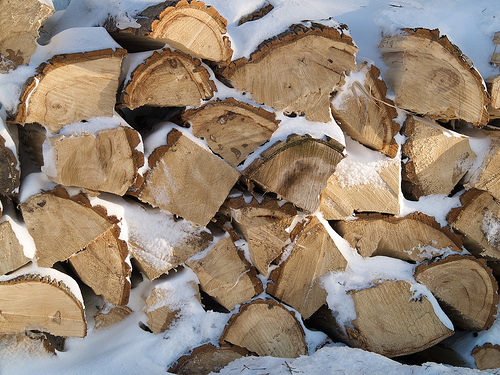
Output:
485 75 500 120
218 23 357 122
379 28 489 127
0 220 30 276
402 116 476 200
220 298 308 358
330 63 400 158
182 98 279 167
105 0 232 64
333 212 463 262
243 134 344 213
472 343 500 370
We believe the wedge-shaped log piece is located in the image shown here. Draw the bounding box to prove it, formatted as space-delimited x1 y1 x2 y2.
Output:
244 134 344 213
486 75 500 120
222 195 296 276
343 280 453 357
379 28 489 127
320 156 400 220
105 0 232 64
218 23 357 122
0 0 54 72
94 306 132 331
121 48 215 110
15 49 126 133
0 274 86 338
402 116 476 199
44 126 144 196
331 64 400 157
183 98 279 167
415 255 498 331
0 221 30 275
220 299 307 358
334 213 463 262
137 129 240 227
268 216 347 319
20 188 115 268
472 344 500 370
186 236 263 311
69 227 131 306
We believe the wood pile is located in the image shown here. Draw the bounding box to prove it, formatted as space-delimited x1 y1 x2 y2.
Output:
1 1 500 372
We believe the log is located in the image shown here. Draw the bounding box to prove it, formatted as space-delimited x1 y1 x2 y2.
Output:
330 63 400 158
333 212 463 262
218 23 357 122
20 187 116 268
237 3 274 25
182 98 280 167
185 236 263 311
491 31 500 68
0 220 30 276
94 306 132 331
485 75 500 120
414 255 498 331
379 28 489 127
120 48 215 110
42 125 144 196
220 298 308 358
15 49 127 133
0 273 86 338
136 128 240 227
104 0 232 64
320 155 400 220
221 195 296 276
472 343 500 370
243 134 345 213
267 216 347 319
402 116 476 200
0 0 54 72
0 125 20 197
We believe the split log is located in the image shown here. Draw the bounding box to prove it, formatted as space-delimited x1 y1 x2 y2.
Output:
491 31 500 68
379 28 489 127
0 274 86 338
68 227 131 306
320 155 400 220
0 0 54 72
267 216 347 319
333 212 463 262
218 23 357 122
486 75 500 120
136 128 240 227
120 48 215 110
185 236 263 311
472 343 500 370
220 299 308 358
94 306 132 331
221 195 296 276
243 134 345 213
15 49 127 133
182 98 279 167
0 220 30 275
43 125 144 196
104 0 233 64
20 187 116 268
0 125 20 197
402 116 476 200
330 64 400 158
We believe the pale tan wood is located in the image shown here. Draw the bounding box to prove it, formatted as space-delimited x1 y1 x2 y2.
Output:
402 116 476 199
0 274 86 338
15 49 126 133
472 343 500 370
222 195 296 276
121 48 215 110
320 156 400 220
0 0 54 72
183 98 279 167
415 255 498 331
218 23 357 122
105 0 232 64
243 134 345 213
334 212 463 262
0 134 20 197
69 227 131 306
491 32 500 68
379 28 489 127
46 126 144 196
0 220 30 275
94 306 132 331
220 299 307 358
485 75 500 119
267 216 347 319
185 236 263 311
20 188 115 268
137 129 240 227
330 64 400 157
